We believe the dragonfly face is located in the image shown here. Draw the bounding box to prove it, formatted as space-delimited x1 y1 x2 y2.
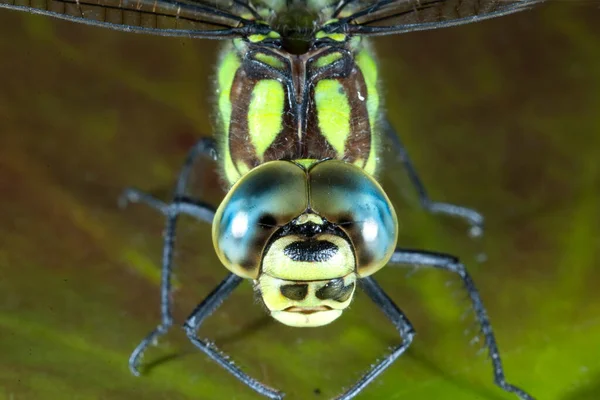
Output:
212 159 398 327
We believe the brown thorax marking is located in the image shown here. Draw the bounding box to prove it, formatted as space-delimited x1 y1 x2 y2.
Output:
227 41 373 173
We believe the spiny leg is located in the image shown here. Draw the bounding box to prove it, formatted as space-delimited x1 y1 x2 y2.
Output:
183 273 284 400
389 249 534 400
382 118 484 237
121 137 218 376
336 277 415 400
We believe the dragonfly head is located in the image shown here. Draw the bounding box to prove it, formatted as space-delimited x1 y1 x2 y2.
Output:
212 160 397 327
255 213 358 327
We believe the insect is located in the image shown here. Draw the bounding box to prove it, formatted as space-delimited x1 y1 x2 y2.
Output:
0 0 544 398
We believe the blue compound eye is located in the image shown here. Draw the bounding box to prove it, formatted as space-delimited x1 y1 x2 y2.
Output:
308 160 398 277
212 161 308 279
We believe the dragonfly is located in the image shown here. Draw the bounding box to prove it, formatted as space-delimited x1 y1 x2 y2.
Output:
0 0 548 398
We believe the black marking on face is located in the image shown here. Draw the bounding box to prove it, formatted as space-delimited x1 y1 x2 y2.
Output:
261 218 353 272
280 284 309 300
283 240 338 262
295 222 323 237
315 278 355 302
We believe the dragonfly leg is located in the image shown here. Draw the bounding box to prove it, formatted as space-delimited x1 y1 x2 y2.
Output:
121 137 218 376
389 249 535 400
184 273 284 400
336 277 415 400
382 119 484 238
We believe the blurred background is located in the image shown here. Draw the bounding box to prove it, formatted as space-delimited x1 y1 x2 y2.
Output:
0 2 599 399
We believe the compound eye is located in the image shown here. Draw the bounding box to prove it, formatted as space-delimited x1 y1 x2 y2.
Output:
309 160 398 277
213 161 308 279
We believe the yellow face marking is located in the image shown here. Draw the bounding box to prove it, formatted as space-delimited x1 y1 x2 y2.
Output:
355 50 380 176
314 52 343 68
217 50 243 185
293 213 324 225
258 273 357 327
314 79 350 157
248 80 285 160
262 233 354 281
254 53 285 69
271 309 343 327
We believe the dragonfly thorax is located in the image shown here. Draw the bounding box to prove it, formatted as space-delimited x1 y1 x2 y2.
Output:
216 32 381 186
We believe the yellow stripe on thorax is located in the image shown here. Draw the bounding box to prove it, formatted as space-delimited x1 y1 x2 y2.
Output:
217 49 243 185
355 49 380 176
314 79 350 156
248 80 285 160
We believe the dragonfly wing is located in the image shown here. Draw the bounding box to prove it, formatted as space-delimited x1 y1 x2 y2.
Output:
0 0 264 38
327 0 546 36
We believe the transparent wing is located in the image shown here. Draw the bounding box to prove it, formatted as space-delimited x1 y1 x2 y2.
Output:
327 0 547 36
0 0 269 38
